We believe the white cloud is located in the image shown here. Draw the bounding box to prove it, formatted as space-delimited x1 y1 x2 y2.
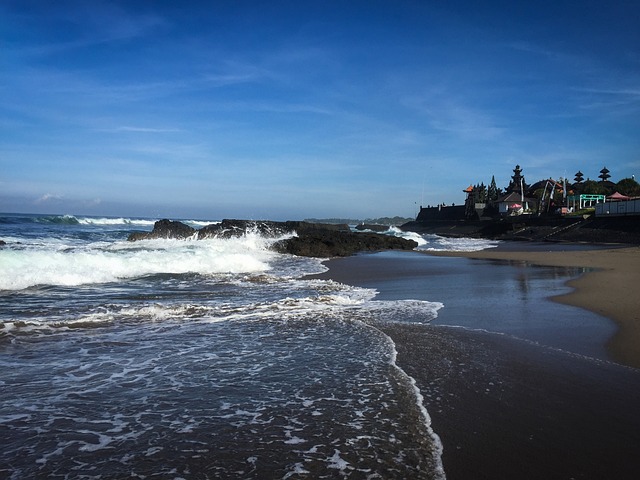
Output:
402 94 504 140
35 193 64 204
84 198 102 207
574 86 640 113
108 126 182 133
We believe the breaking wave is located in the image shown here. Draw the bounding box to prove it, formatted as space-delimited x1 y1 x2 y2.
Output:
0 233 288 291
361 225 500 251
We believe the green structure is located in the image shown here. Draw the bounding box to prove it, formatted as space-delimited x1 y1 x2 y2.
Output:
567 194 606 210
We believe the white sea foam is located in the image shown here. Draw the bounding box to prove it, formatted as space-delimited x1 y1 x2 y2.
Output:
183 219 220 228
76 216 157 227
37 214 219 228
284 463 310 478
0 233 284 291
385 226 429 247
284 435 307 444
1 281 442 338
356 225 499 251
374 325 447 480
416 233 500 252
1 214 450 479
327 449 349 470
77 432 116 452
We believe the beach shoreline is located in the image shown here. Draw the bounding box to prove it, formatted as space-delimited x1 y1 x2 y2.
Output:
426 244 640 369
310 243 640 479
379 322 640 480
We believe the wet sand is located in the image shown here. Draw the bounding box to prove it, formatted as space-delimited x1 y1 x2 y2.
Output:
381 323 640 480
429 245 640 368
311 246 640 479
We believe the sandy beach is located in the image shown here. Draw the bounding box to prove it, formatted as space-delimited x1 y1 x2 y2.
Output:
312 244 640 479
429 245 640 369
380 322 640 480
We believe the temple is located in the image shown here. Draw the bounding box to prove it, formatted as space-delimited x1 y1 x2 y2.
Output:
411 164 640 238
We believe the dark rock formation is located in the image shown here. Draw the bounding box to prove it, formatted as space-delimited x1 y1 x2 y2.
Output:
128 219 417 257
0 239 5 247
272 229 417 257
127 219 196 241
196 219 350 240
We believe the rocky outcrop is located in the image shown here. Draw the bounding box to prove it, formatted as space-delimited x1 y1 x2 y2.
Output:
196 219 350 239
128 219 417 257
272 229 417 257
0 239 5 247
127 219 196 241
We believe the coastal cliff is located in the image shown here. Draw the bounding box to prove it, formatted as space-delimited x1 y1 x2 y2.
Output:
128 219 418 257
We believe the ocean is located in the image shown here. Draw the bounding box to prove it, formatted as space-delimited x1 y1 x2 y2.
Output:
0 213 605 479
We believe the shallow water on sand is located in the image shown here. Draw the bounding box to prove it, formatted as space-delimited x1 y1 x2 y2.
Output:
314 250 617 362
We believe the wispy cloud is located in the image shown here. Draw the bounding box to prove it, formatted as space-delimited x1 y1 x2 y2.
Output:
5 65 271 106
575 86 640 102
223 101 334 115
402 94 504 140
8 2 167 57
187 54 280 90
506 41 563 60
428 103 504 139
577 87 640 96
84 198 102 207
573 86 640 114
35 193 64 204
106 126 183 133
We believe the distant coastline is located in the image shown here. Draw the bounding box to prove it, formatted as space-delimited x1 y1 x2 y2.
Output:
305 216 414 226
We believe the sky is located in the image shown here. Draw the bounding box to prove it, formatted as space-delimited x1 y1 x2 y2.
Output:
1 0 639 220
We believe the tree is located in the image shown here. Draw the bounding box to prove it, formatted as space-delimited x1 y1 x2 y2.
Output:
582 179 607 195
474 182 487 203
487 175 499 202
615 177 640 197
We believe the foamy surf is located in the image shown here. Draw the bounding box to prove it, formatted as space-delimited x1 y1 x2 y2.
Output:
0 233 291 291
356 225 500 252
382 327 447 480
1 213 447 479
415 233 500 252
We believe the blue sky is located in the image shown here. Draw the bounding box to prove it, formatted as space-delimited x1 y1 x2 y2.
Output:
1 0 639 220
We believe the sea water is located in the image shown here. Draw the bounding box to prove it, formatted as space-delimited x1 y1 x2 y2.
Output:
0 213 473 479
358 225 501 252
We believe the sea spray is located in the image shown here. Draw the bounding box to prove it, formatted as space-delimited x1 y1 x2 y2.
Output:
0 231 291 291
1 213 447 479
353 224 500 252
